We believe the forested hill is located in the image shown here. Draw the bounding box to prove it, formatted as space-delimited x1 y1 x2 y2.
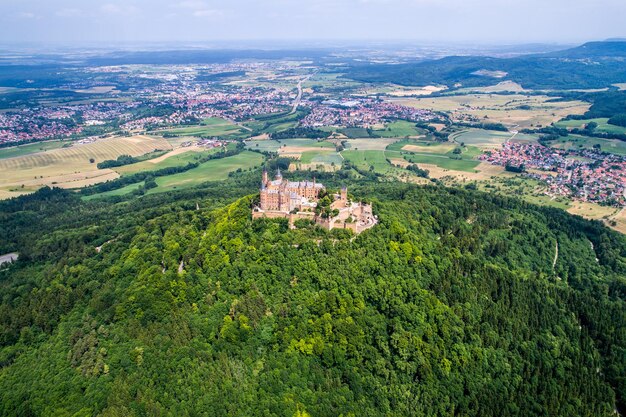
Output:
344 41 626 89
1 181 626 416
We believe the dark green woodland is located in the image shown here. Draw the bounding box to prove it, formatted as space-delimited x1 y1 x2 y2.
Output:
0 174 625 416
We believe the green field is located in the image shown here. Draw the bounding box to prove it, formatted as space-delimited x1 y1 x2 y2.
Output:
0 140 70 160
549 134 626 156
300 151 343 165
244 111 306 134
82 181 145 200
162 118 246 138
405 154 480 172
246 138 334 153
342 150 393 172
115 148 221 174
386 138 439 152
372 120 425 138
554 118 626 135
149 151 264 193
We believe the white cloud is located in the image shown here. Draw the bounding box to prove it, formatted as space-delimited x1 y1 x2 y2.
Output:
100 3 139 15
56 8 82 18
18 12 38 19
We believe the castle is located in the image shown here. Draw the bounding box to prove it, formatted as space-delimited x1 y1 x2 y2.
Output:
252 168 377 234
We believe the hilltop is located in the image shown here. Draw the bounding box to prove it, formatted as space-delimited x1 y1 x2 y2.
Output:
0 180 625 416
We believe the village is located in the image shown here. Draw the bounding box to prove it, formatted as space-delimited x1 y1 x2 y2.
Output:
480 142 626 206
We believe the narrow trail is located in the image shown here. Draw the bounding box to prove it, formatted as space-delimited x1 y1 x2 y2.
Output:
552 240 559 270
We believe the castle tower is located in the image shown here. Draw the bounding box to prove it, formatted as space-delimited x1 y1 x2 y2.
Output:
262 167 268 185
341 186 348 202
275 167 282 180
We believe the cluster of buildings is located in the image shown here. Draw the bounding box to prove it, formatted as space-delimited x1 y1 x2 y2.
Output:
480 142 626 206
299 99 436 128
253 169 377 233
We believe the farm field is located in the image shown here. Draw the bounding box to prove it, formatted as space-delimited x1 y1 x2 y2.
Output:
115 147 220 174
148 151 264 194
554 118 626 135
343 138 400 151
299 151 343 165
0 139 70 159
548 134 626 156
371 120 425 137
160 120 246 138
342 150 395 173
451 129 538 149
0 135 170 198
390 94 589 130
405 154 480 172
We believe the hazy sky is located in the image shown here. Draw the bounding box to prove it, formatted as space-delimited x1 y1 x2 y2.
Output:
1 0 625 45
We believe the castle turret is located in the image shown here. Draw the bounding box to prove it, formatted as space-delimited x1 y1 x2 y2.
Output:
275 167 282 180
262 167 268 185
341 186 348 202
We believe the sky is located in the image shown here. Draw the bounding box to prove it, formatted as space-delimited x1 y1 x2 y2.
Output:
0 0 625 46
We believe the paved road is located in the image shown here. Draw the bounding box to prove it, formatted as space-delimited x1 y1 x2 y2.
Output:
0 252 18 267
289 74 313 115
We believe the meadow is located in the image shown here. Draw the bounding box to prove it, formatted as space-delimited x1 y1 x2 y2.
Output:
554 118 626 135
548 134 626 156
148 151 264 194
160 117 247 138
0 140 70 160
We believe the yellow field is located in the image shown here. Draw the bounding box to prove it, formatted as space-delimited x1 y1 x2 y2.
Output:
0 135 170 198
607 209 626 234
567 202 617 220
418 162 514 181
389 94 589 130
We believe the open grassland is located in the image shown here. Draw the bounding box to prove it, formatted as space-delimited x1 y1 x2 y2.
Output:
114 147 220 175
554 118 626 135
299 151 343 165
372 121 426 137
342 150 394 173
343 138 401 151
548 135 626 156
0 135 170 198
390 94 589 130
246 138 334 154
83 182 146 201
149 151 264 194
0 140 70 160
405 154 480 172
607 209 626 234
160 119 246 138
451 129 538 150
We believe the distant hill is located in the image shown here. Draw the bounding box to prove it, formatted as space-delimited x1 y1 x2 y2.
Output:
547 41 626 59
345 41 626 90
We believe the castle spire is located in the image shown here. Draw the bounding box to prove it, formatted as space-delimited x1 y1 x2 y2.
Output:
275 167 282 180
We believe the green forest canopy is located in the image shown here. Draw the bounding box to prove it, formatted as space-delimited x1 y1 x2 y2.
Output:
0 176 625 416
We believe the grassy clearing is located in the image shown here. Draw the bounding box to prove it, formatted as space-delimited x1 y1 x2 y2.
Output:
548 134 626 156
300 151 343 165
0 140 70 160
115 148 221 174
405 154 480 172
342 150 393 172
82 181 145 200
149 151 264 193
554 118 626 135
372 121 425 137
343 138 401 151
246 138 334 153
161 122 244 138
